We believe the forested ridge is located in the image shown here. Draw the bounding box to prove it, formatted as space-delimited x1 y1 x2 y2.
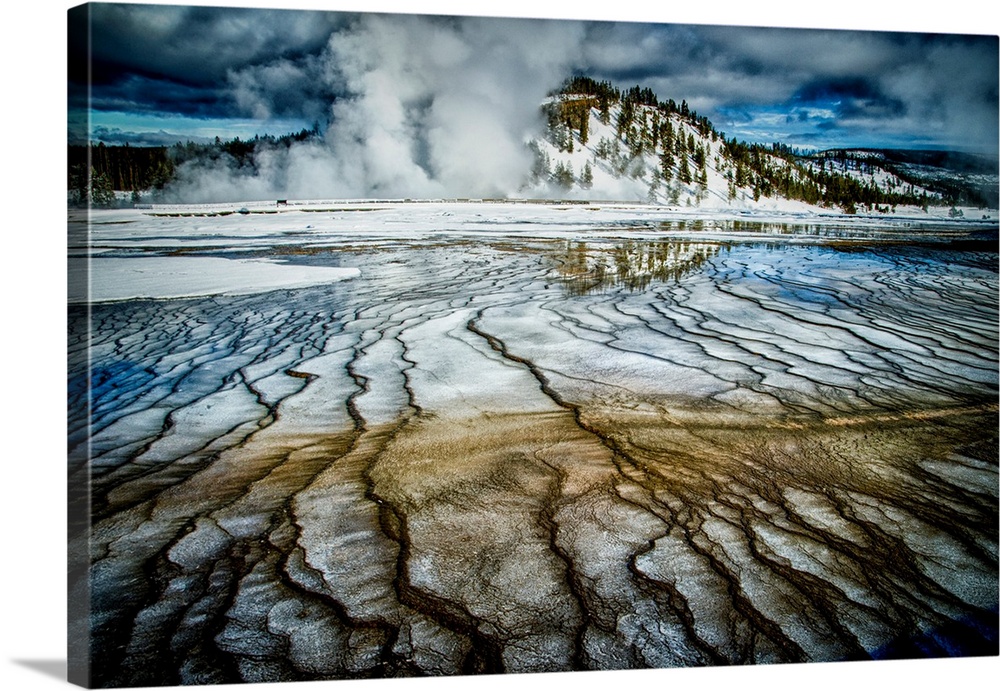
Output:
68 127 320 206
542 76 995 212
69 76 996 211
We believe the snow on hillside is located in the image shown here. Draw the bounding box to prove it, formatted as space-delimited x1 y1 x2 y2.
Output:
522 93 983 216
799 154 939 201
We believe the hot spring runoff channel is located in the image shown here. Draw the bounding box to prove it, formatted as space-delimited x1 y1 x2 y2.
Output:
68 209 999 685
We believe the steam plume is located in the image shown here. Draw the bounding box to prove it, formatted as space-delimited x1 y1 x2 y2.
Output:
167 14 586 202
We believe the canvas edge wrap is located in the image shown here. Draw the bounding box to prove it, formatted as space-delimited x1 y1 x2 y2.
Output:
68 3 93 688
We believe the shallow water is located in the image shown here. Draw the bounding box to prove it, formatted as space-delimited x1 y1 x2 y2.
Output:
69 221 999 685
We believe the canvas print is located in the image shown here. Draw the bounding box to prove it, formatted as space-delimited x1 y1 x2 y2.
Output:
67 2 999 688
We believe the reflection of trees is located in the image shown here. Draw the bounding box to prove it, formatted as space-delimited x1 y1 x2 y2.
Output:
555 240 723 295
656 218 900 240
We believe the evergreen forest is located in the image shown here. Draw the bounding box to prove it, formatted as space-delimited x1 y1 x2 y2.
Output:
68 77 996 211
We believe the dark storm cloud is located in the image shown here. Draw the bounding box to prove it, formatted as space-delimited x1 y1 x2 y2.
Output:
794 78 884 103
576 21 997 152
580 22 994 110
72 3 998 155
792 77 907 119
74 3 348 84
69 2 351 118
70 73 224 118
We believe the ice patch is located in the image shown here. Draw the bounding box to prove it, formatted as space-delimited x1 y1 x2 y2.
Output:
70 255 360 303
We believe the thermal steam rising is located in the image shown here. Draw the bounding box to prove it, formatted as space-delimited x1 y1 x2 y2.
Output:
168 14 586 202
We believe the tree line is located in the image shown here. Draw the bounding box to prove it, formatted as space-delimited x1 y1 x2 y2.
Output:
70 77 990 211
548 75 976 212
68 126 321 207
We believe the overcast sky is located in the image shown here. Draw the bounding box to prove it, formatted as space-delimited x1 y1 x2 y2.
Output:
68 1 998 157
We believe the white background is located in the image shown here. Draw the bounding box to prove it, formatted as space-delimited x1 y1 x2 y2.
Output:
2 1 997 690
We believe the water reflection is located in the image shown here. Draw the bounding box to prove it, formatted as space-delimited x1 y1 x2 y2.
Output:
656 218 855 236
654 217 993 241
555 239 723 294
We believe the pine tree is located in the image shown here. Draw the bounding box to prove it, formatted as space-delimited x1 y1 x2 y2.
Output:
90 169 117 208
659 150 674 183
678 156 692 185
697 166 709 202
648 173 661 203
661 119 674 153
616 100 634 142
594 137 613 161
529 141 551 183
553 161 574 190
69 164 89 207
598 95 611 125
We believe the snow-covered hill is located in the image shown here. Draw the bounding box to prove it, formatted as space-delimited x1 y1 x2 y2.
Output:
521 82 997 218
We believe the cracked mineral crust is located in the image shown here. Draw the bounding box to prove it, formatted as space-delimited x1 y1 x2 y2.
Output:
69 207 999 686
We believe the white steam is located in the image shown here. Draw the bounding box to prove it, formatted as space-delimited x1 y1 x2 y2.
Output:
166 14 586 202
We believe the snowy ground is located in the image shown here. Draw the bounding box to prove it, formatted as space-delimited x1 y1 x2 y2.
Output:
70 199 995 302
